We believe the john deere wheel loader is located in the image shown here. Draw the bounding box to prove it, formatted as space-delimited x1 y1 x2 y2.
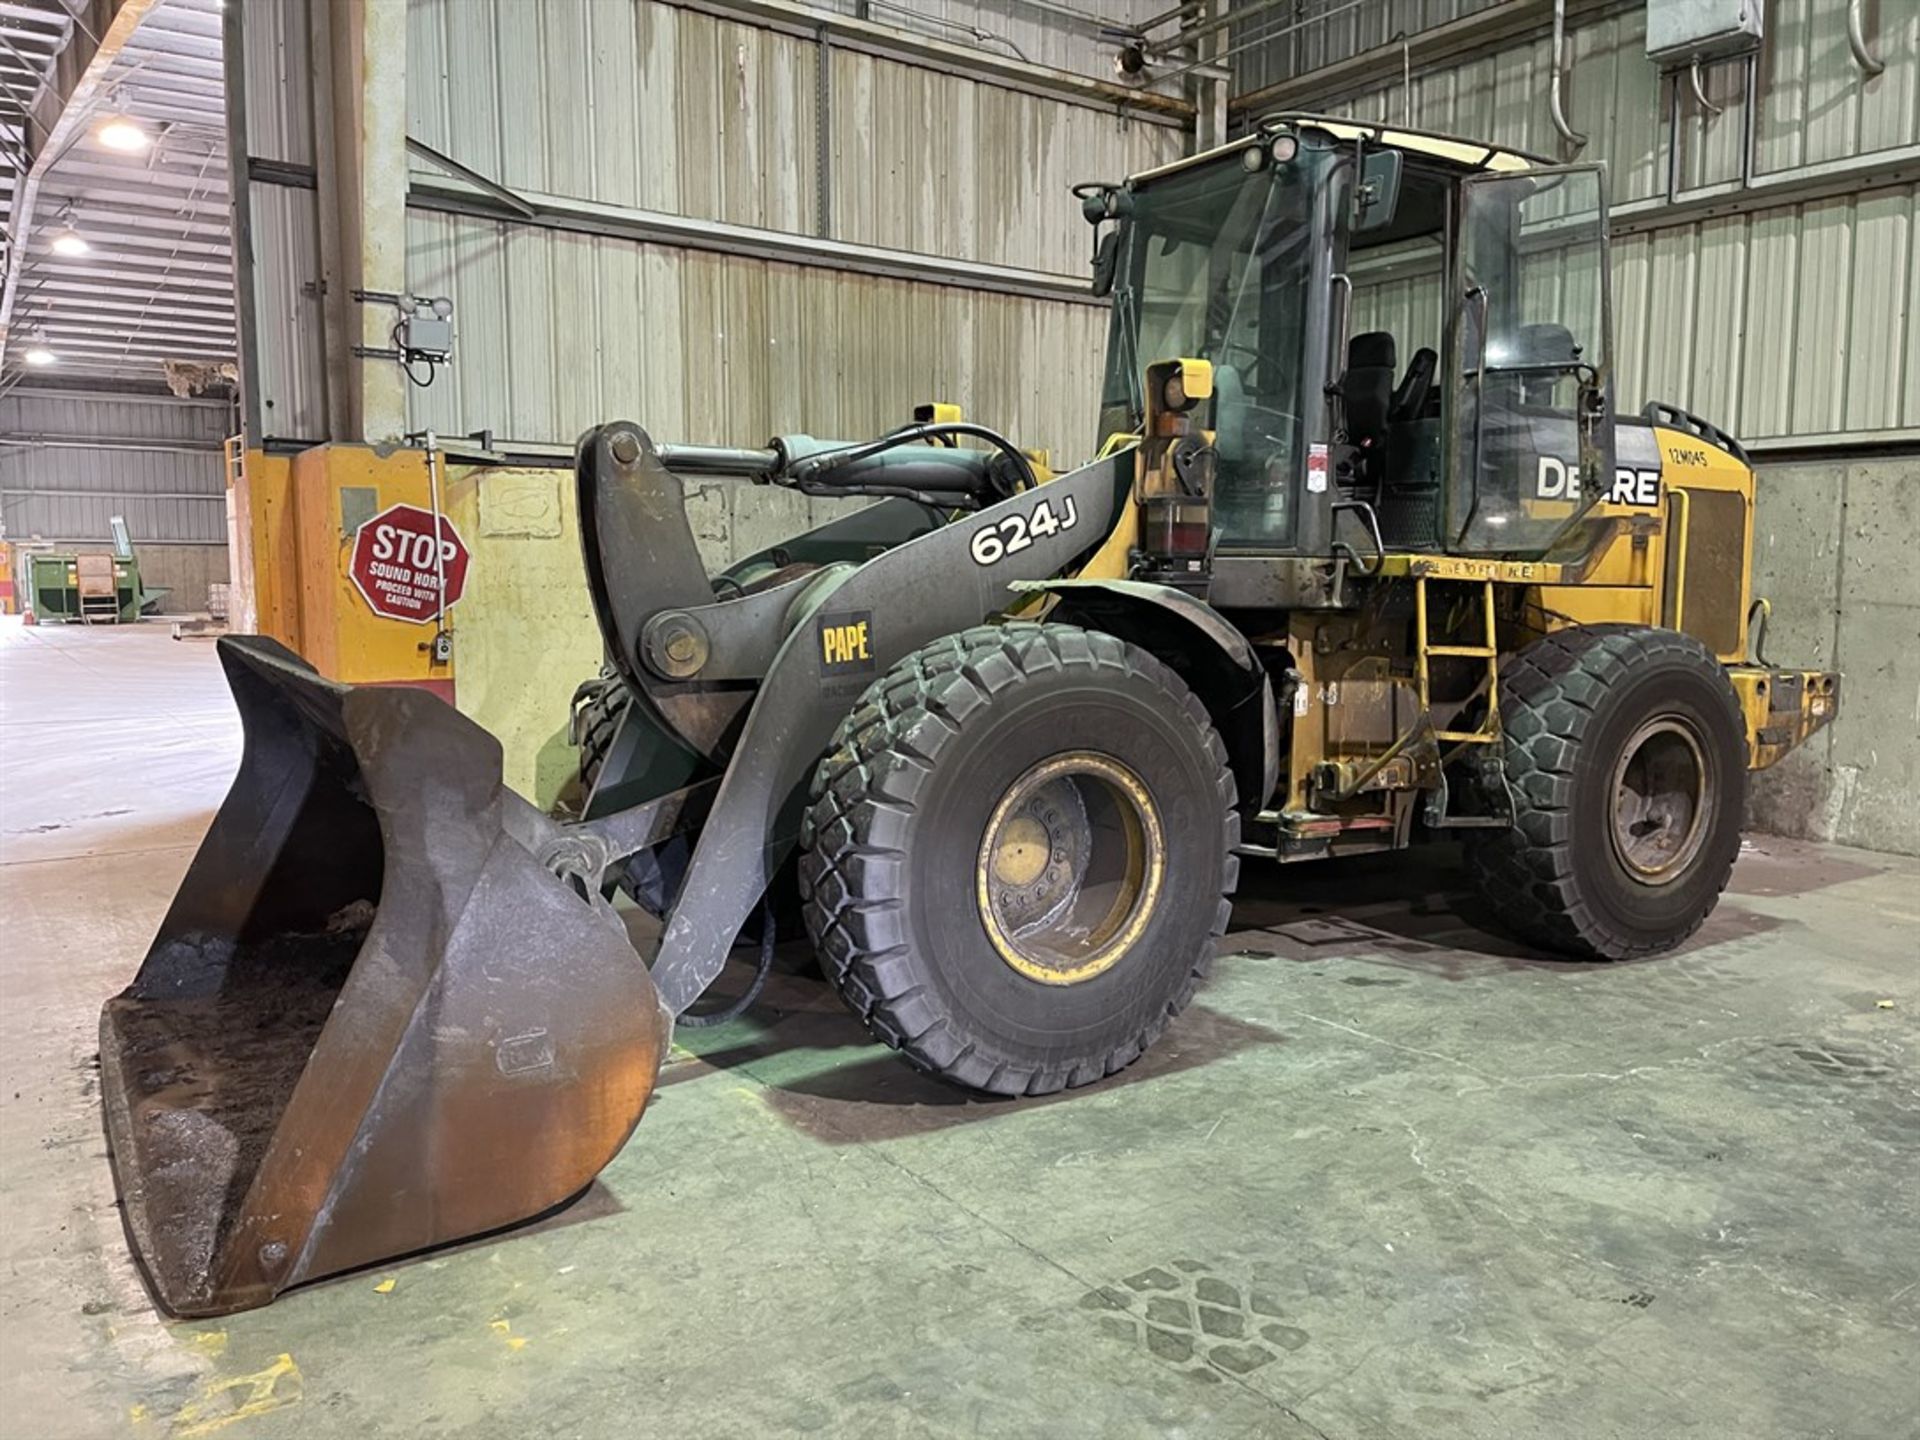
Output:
101 116 1839 1316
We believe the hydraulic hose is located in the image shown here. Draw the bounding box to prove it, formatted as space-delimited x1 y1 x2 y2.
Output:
777 422 1037 496
678 896 777 1029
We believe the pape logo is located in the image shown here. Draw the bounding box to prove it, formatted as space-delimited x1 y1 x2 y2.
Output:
817 611 876 676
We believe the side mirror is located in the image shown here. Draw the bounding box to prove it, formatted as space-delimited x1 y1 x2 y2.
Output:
1090 230 1119 297
1355 149 1403 233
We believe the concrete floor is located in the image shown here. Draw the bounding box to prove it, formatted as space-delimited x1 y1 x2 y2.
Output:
3 619 1917 1440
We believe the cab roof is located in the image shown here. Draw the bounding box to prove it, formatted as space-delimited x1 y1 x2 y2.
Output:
1128 113 1545 187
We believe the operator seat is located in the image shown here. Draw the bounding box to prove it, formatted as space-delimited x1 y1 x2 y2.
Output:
1390 347 1437 423
1341 332 1396 445
1377 346 1443 551
1340 332 1397 493
1517 323 1578 407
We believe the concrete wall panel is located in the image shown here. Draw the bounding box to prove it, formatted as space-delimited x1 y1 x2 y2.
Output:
1748 458 1920 856
138 543 233 614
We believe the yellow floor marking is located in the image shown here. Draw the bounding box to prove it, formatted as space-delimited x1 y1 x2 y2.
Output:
187 1331 228 1359
373 1277 396 1294
168 1353 301 1437
489 1318 528 1352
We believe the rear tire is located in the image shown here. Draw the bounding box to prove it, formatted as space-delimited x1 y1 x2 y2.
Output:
1469 624 1747 960
798 622 1239 1097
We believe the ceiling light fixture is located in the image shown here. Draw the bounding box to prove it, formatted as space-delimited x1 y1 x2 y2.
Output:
51 223 90 256
24 348 58 367
96 118 150 152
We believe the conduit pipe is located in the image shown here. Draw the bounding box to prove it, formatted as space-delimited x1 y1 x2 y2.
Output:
1549 0 1588 152
1848 0 1886 79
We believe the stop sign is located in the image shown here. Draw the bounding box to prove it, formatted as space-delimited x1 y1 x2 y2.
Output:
348 504 470 624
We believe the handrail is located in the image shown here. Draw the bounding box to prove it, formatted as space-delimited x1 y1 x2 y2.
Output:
1666 488 1693 634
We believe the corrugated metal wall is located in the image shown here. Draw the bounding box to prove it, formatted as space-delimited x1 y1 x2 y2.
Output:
404 211 1107 462
240 0 1174 448
240 0 329 441
249 183 332 440
1319 2 1920 203
825 48 1181 273
402 0 1179 273
242 0 315 167
1275 0 1920 444
406 1 822 232
1612 187 1918 442
384 0 1174 452
0 392 229 546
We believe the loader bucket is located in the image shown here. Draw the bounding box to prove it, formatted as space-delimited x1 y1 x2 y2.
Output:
99 637 669 1317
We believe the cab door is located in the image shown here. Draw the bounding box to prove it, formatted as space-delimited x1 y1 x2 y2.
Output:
1448 164 1614 557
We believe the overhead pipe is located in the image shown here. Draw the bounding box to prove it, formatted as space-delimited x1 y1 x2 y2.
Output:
1154 0 1378 86
1847 0 1886 79
1549 0 1588 152
1134 0 1208 35
1391 29 1411 128
1147 0 1296 55
862 0 1031 63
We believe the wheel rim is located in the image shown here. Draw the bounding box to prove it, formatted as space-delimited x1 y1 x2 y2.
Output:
1609 716 1711 886
975 752 1165 986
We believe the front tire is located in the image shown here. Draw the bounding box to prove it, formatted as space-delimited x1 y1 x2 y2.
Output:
566 662 629 801
798 623 1239 1097
1469 624 1747 960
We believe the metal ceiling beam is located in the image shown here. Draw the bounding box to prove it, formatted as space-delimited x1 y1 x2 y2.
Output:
20 331 231 356
32 256 231 288
51 157 229 191
22 273 231 304
0 0 159 350
25 285 233 311
31 237 231 272
3 383 230 405
0 1 73 26
39 195 229 231
18 286 233 316
17 224 229 258
22 307 234 336
24 296 234 325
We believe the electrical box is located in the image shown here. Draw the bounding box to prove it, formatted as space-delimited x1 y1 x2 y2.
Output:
401 299 455 361
1646 0 1764 68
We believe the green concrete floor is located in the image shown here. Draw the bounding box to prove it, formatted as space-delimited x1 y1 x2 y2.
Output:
3 621 1917 1439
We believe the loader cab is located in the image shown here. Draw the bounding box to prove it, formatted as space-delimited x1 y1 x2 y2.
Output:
1090 117 1616 579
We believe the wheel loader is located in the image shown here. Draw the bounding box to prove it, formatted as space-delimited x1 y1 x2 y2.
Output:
100 115 1839 1316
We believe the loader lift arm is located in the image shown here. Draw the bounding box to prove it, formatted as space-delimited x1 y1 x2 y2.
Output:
576 423 1133 1015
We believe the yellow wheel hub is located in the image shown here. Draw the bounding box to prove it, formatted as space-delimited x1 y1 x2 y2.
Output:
991 816 1053 888
975 752 1165 986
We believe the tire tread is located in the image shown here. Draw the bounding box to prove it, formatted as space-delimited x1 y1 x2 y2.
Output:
1469 624 1744 961
798 622 1239 1097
